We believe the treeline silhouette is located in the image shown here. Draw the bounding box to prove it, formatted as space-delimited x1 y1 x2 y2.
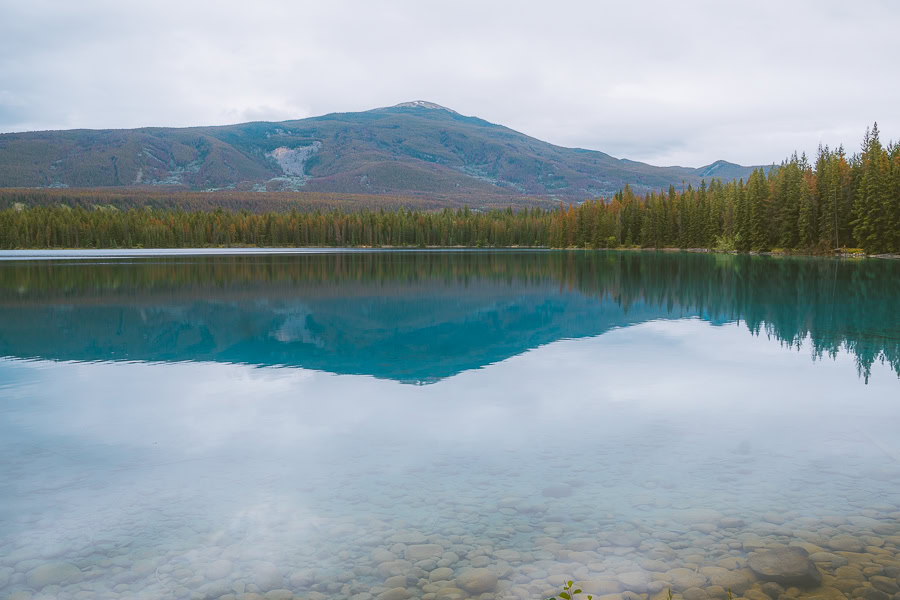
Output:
564 124 899 253
0 204 553 249
0 126 896 253
2 251 897 381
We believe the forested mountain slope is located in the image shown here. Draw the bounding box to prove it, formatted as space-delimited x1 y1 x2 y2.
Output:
0 102 758 198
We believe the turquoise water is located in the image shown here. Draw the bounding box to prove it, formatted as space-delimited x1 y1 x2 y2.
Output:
0 250 899 600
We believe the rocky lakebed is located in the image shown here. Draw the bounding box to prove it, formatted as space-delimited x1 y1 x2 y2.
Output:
3 497 900 600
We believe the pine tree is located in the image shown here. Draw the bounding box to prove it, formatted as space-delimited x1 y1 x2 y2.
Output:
747 169 770 251
797 174 814 250
733 179 749 251
890 143 900 252
853 124 886 253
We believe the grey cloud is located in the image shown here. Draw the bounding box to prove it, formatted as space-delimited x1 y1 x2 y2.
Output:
0 0 897 166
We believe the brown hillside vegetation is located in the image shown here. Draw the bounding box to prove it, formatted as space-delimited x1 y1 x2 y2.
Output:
0 187 557 213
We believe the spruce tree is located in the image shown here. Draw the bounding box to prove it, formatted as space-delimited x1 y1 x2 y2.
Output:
747 169 770 251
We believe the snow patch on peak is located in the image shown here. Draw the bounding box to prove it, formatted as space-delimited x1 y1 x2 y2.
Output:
392 101 457 113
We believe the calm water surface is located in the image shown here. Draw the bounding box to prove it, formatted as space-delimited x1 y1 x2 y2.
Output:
0 251 899 600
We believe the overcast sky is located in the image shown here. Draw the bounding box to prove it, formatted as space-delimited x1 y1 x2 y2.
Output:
1 0 897 167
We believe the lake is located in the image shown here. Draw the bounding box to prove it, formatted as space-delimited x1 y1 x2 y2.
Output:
0 250 899 600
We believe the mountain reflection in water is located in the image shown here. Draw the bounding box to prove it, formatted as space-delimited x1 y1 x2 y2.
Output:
0 250 897 382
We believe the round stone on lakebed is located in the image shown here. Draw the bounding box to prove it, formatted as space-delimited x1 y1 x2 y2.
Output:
26 562 84 589
827 535 865 553
542 484 573 498
748 547 822 588
455 568 498 594
405 544 443 561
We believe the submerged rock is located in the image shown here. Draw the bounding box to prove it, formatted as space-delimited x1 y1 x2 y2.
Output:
390 531 427 544
853 588 891 600
699 567 756 594
434 587 467 600
567 538 599 551
205 559 233 580
579 579 622 595
617 571 650 592
371 549 397 564
666 568 709 591
252 561 284 592
719 517 746 529
683 587 709 600
377 588 410 600
455 568 498 593
870 576 900 595
25 562 83 589
404 544 443 561
377 560 413 578
808 552 848 568
673 509 724 525
429 567 454 582
748 547 822 588
827 535 865 553
606 531 642 548
761 582 785 599
542 485 573 498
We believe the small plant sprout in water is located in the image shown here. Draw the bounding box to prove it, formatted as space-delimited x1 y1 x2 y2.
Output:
547 580 591 600
663 588 732 600
548 583 722 600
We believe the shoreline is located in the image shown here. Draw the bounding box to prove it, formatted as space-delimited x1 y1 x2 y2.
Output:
0 246 898 260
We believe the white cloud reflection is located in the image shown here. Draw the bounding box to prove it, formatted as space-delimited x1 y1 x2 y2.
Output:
2 319 899 598
4 319 896 453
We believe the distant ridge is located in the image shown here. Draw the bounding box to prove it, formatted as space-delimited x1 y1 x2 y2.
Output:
0 101 760 198
694 159 756 180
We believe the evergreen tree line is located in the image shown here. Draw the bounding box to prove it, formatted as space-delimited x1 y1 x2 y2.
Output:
0 126 896 253
550 124 899 253
0 204 554 249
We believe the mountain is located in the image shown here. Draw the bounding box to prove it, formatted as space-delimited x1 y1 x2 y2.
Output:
0 102 760 199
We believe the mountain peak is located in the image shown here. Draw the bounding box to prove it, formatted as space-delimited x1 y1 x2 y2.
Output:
391 100 457 113
695 159 759 180
697 159 737 173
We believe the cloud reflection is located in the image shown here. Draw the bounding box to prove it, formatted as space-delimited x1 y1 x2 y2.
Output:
1 319 899 598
